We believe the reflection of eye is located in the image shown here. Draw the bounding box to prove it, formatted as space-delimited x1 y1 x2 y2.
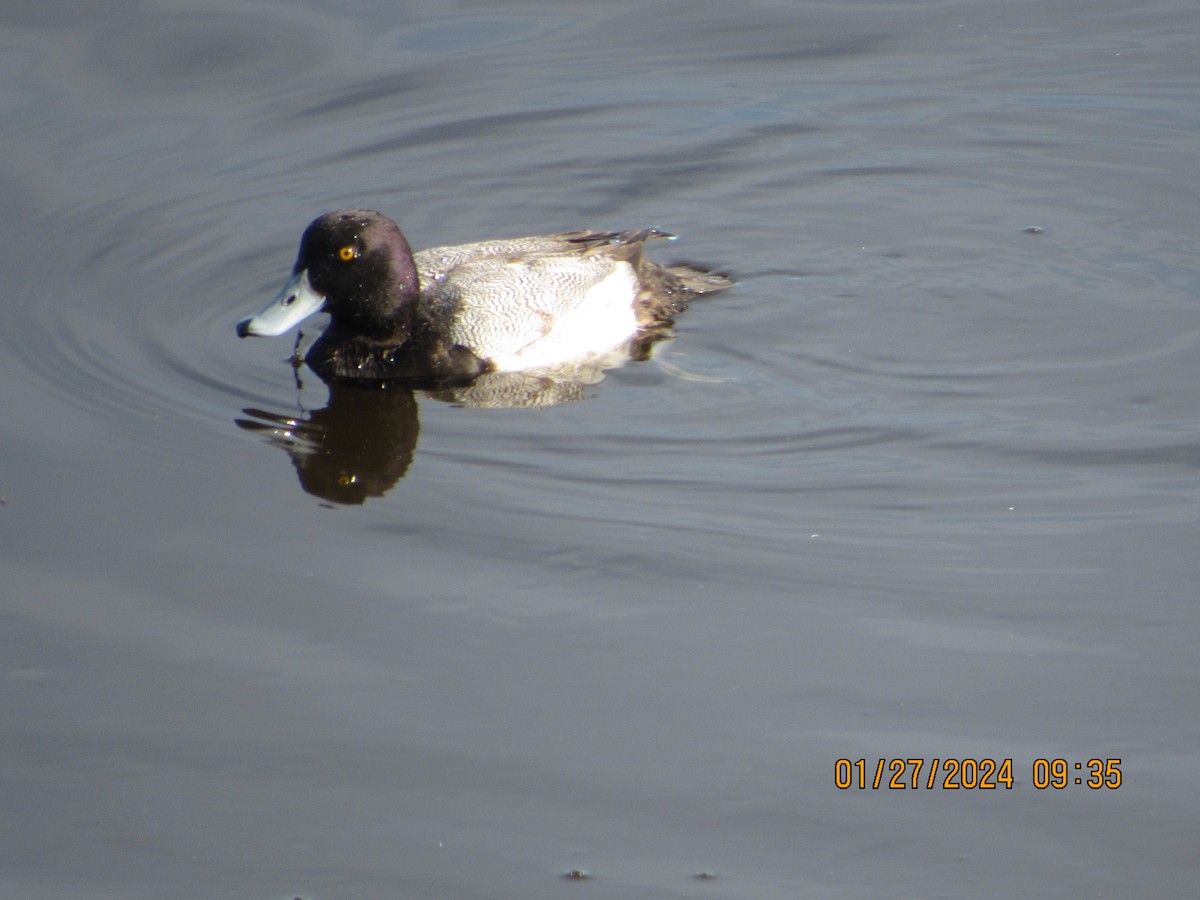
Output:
338 245 358 261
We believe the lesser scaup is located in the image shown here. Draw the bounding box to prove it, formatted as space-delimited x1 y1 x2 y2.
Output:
236 209 732 383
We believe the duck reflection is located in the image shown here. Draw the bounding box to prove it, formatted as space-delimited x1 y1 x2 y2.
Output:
235 350 622 504
237 382 419 505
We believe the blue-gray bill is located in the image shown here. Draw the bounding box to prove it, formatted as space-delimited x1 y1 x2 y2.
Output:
236 268 325 338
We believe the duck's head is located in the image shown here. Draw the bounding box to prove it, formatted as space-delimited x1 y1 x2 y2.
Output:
237 209 420 340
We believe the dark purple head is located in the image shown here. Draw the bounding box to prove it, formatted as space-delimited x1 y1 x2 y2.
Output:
294 209 420 337
237 209 421 340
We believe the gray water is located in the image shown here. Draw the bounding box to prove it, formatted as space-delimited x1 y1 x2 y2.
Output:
3 1 1198 897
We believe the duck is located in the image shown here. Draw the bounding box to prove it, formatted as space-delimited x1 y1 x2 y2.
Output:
236 209 732 384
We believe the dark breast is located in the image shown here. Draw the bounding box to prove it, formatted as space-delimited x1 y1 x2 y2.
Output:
305 329 493 385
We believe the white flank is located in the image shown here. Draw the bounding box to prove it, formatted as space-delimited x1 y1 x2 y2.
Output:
488 263 640 372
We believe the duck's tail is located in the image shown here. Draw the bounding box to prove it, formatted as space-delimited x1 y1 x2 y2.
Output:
564 229 735 297
565 228 735 337
657 262 735 297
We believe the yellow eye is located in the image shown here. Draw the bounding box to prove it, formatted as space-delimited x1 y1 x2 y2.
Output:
338 245 358 261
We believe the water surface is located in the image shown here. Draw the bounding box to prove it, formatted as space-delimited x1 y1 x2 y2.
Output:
2 1 1198 897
